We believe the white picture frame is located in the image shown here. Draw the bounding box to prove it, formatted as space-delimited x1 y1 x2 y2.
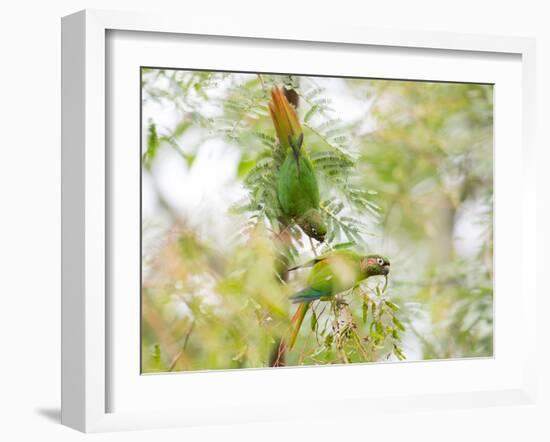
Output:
61 9 537 433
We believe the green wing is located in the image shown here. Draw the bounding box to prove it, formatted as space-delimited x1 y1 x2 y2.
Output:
277 151 320 218
307 249 363 295
289 248 361 271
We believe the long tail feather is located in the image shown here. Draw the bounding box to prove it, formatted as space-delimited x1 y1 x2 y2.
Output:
268 87 303 155
287 287 328 349
288 303 309 350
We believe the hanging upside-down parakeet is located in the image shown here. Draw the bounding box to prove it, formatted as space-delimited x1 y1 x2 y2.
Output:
268 87 327 242
287 249 390 350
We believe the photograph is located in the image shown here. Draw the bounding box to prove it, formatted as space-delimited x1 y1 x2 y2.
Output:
140 69 494 373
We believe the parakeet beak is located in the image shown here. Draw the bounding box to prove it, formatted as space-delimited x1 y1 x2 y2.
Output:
382 265 390 275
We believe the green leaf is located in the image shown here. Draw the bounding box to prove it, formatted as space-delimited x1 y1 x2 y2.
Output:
394 346 406 361
237 158 256 178
143 121 160 170
384 300 400 311
151 343 161 365
392 317 406 332
304 104 320 123
310 310 318 332
173 120 192 138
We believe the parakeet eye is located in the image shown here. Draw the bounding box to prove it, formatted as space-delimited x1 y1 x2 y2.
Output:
377 258 384 266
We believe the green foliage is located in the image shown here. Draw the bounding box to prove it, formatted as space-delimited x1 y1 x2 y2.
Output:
353 80 494 359
140 69 493 371
285 280 406 365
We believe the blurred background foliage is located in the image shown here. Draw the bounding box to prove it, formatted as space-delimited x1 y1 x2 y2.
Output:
140 69 493 372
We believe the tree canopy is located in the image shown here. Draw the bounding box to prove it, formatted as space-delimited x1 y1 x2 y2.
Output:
141 70 493 372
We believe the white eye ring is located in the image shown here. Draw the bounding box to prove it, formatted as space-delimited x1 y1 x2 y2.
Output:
377 258 384 266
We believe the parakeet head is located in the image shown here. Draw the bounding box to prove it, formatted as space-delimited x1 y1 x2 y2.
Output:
361 255 391 277
298 209 327 243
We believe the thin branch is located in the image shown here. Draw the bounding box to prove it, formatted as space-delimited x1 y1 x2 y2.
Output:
303 122 353 159
168 320 196 372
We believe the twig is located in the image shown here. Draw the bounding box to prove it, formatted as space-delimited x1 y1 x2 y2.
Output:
303 122 353 159
273 222 293 243
168 320 195 371
257 74 266 91
309 236 318 256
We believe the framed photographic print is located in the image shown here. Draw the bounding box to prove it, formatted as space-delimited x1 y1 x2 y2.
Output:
61 9 537 432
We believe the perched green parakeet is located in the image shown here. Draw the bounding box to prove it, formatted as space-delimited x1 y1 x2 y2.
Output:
287 249 390 349
269 87 327 242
